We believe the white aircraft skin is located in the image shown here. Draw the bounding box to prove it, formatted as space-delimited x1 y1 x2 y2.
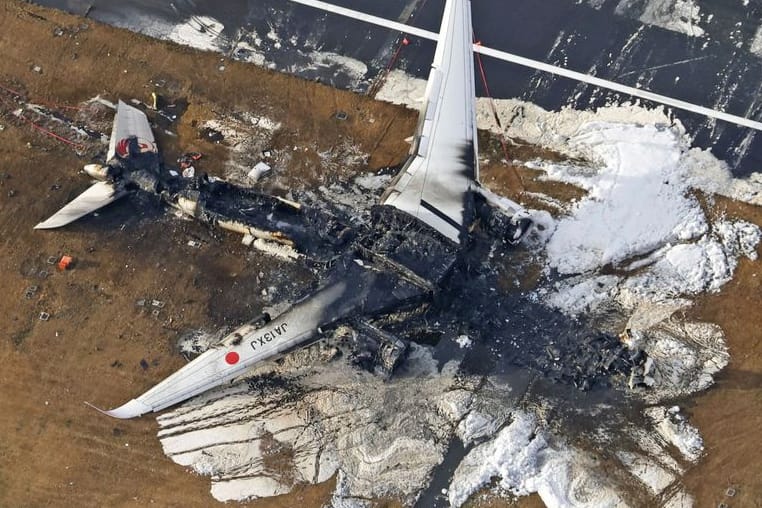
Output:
85 0 758 419
381 0 529 244
34 101 159 230
92 281 350 418
381 0 478 244
33 180 126 230
87 0 528 419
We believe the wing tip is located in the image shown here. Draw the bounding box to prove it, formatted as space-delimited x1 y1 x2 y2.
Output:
85 399 152 419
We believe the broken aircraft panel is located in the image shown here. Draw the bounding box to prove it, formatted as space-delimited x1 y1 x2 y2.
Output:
98 207 455 418
37 0 541 419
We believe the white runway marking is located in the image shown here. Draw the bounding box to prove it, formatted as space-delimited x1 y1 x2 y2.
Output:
287 0 762 131
287 0 439 40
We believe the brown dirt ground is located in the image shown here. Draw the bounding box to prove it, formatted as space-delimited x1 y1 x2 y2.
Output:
0 2 412 507
0 1 760 507
681 197 762 508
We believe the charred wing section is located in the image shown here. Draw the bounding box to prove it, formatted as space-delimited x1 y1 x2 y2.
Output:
361 205 459 287
165 176 353 260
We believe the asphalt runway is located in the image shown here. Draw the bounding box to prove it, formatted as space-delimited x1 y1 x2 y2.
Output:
36 0 762 173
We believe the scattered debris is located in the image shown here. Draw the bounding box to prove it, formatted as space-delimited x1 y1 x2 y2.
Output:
140 359 150 370
247 161 271 182
136 299 146 307
177 152 202 169
24 285 38 299
187 240 201 248
7 95 98 153
39 311 50 321
200 126 224 143
151 300 165 308
46 256 59 265
335 110 348 120
32 65 42 74
252 238 299 260
157 98 188 125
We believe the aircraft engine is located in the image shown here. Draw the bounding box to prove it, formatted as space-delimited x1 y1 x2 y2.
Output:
83 163 109 181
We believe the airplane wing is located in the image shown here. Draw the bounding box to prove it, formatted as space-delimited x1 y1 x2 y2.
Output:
95 281 353 418
93 0 479 419
34 181 125 229
381 0 478 244
107 100 158 161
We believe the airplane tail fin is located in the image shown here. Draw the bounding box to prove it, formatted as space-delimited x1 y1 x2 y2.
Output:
36 100 155 230
108 100 157 161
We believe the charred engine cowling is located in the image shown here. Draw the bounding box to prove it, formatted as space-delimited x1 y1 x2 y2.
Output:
475 195 532 245
349 321 408 378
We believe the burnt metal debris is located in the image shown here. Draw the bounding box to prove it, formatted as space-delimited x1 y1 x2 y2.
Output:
200 126 224 143
100 129 645 391
78 127 644 393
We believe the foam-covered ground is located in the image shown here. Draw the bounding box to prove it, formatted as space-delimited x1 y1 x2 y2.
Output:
151 70 761 507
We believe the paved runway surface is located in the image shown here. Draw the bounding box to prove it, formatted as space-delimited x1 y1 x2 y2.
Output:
37 0 762 172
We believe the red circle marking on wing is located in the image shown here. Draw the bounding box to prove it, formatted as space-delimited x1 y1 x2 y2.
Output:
225 351 240 365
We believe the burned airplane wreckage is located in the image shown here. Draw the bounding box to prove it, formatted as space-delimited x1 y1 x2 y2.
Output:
35 101 352 261
36 0 648 419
